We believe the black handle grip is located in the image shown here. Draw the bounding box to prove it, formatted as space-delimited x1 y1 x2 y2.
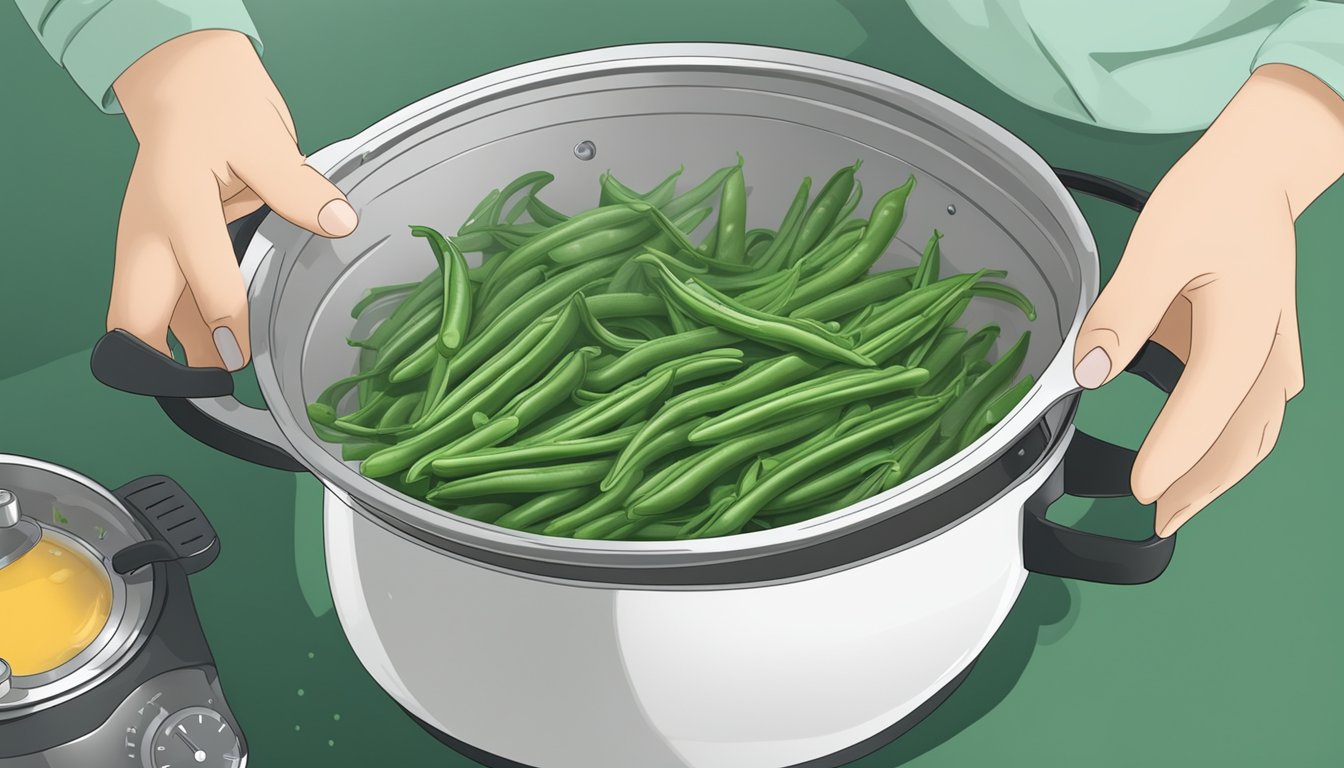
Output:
1019 168 1179 585
111 475 219 576
88 205 304 471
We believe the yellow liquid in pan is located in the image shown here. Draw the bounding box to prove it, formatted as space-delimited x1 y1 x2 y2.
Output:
0 535 113 676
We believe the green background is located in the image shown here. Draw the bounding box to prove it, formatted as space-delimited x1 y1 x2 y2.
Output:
1 1 1340 766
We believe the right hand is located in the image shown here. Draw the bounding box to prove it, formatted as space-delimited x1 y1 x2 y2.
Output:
109 29 358 370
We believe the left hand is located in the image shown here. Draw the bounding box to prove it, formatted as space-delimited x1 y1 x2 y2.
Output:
1070 63 1344 537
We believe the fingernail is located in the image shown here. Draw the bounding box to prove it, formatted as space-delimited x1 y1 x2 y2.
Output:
213 327 245 371
318 199 358 237
1074 347 1112 389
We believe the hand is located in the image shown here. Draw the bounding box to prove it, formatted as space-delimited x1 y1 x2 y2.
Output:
109 30 358 370
1071 64 1344 537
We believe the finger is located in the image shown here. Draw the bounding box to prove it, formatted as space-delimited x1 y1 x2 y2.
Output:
1152 339 1294 536
223 188 264 223
169 284 226 369
164 171 252 370
1072 233 1188 389
1131 284 1280 503
106 166 185 356
1148 294 1192 364
233 133 357 238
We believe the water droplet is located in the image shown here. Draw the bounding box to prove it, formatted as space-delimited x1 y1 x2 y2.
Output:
328 740 336 747
307 652 315 659
573 140 597 161
297 689 305 697
946 204 957 215
333 714 341 721
294 725 301 732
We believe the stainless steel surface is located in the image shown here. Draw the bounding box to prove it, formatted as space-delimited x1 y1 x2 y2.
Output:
0 456 154 718
0 660 10 698
222 43 1096 576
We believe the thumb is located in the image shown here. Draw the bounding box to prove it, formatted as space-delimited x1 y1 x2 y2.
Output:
1073 254 1183 389
237 144 359 238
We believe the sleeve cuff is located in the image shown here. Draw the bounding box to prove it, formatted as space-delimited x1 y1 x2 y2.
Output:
1252 2 1344 102
60 0 263 115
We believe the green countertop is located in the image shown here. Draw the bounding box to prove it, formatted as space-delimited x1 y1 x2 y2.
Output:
2 2 1340 766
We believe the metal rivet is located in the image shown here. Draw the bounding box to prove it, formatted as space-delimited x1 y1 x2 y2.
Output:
573 140 597 161
1016 448 1026 457
946 204 957 215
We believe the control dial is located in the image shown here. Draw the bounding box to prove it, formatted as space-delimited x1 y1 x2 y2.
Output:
145 706 242 768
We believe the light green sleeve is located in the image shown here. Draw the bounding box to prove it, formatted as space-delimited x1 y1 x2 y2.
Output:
13 0 262 114
906 1 1344 135
1253 1 1344 100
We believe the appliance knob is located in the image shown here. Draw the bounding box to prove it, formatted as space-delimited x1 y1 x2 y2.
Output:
0 490 18 527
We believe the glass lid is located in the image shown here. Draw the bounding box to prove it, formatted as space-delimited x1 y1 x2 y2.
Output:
0 527 114 676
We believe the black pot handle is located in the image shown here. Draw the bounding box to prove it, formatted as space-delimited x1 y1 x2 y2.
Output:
110 475 220 576
88 205 304 471
1019 168 1180 585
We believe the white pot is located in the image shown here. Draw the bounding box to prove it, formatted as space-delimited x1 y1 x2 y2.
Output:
88 44 1185 768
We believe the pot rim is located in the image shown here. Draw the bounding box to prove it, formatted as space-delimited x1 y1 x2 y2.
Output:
243 43 1098 576
0 455 156 717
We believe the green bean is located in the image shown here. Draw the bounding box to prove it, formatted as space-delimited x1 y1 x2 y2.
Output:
789 269 916 321
497 346 600 427
426 459 613 502
377 391 424 431
599 167 683 207
835 463 894 507
753 177 812 272
909 327 968 377
429 252 626 391
577 350 742 401
640 257 873 366
765 449 896 511
583 327 738 392
411 313 561 432
360 302 580 477
702 393 950 536
981 374 1034 425
826 178 864 239
689 365 929 443
341 441 383 462
969 282 1038 321
864 270 1002 335
784 176 914 311
473 265 546 330
526 195 568 227
939 331 1029 437
609 259 651 294
522 368 673 445
410 226 473 356
585 292 666 319
429 426 639 479
549 217 658 265
958 325 1002 368
665 303 697 335
794 221 866 278
735 265 801 313
605 316 667 340
481 203 649 294
543 472 642 536
913 230 942 289
603 354 824 489
575 299 646 352
790 161 861 263
628 410 836 518
459 188 503 233
461 171 554 234
450 503 514 524
714 165 748 263
943 333 1031 448
493 487 596 531
676 491 740 538
405 415 523 482
351 281 419 319
662 156 742 220
573 509 637 540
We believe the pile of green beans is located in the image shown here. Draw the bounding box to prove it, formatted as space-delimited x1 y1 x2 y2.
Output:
307 158 1039 540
